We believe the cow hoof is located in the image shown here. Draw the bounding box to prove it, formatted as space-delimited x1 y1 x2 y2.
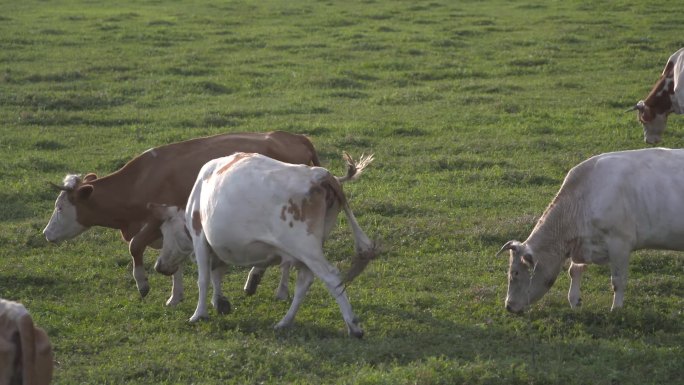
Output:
138 284 150 299
274 291 289 301
166 295 183 307
244 275 262 296
189 314 209 323
274 320 292 330
349 328 364 339
215 296 231 315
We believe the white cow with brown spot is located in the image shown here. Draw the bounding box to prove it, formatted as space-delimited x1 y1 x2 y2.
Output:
149 152 374 305
153 152 379 337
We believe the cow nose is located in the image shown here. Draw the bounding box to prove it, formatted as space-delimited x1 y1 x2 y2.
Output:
505 304 514 313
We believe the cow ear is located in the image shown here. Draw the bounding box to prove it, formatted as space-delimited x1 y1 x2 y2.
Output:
76 184 94 200
83 173 98 183
521 253 535 268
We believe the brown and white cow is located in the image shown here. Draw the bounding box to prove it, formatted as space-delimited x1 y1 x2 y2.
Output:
628 47 684 144
0 299 53 385
148 152 374 306
43 131 320 302
152 153 380 337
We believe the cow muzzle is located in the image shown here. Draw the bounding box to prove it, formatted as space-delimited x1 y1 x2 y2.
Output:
505 302 525 315
154 258 177 276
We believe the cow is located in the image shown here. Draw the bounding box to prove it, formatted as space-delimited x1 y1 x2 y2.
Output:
147 151 375 305
497 148 684 313
152 152 380 338
627 47 684 144
0 299 53 385
43 131 321 304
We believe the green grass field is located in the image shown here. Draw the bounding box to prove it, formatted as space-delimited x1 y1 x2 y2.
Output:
1 0 683 383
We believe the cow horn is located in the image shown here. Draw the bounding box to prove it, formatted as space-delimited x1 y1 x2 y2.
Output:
47 181 70 191
625 100 646 113
496 240 520 257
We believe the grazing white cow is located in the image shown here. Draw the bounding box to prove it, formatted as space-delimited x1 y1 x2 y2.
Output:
498 148 684 313
628 47 684 144
154 152 379 337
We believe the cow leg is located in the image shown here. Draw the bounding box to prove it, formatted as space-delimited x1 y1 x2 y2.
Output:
609 258 629 311
189 234 212 323
567 262 587 308
211 257 231 315
275 265 314 329
128 219 163 298
275 262 291 301
244 267 265 296
166 266 184 306
303 256 363 338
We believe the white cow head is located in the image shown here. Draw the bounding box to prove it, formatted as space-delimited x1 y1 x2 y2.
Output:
148 203 193 276
632 100 669 144
498 241 555 314
43 174 95 243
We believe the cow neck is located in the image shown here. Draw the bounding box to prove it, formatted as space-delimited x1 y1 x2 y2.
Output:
85 173 148 229
525 194 582 277
644 63 675 115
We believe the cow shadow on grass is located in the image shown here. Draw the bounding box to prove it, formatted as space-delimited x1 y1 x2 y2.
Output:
191 298 682 383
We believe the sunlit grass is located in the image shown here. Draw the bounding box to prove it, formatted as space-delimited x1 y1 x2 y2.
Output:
0 0 682 384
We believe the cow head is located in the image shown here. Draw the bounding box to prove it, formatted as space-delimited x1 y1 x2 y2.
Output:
148 203 193 276
497 240 554 314
629 61 676 144
43 174 97 243
629 100 669 144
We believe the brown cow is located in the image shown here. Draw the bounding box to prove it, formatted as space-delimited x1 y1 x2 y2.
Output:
43 131 320 301
0 299 53 385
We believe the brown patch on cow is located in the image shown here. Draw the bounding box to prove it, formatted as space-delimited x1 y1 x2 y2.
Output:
643 61 676 118
217 153 252 175
280 205 287 221
286 199 303 221
192 210 202 235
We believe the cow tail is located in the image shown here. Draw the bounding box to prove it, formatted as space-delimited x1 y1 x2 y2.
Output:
323 176 380 283
335 152 374 184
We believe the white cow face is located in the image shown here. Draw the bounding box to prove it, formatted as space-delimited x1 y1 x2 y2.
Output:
43 191 89 243
640 112 668 144
149 204 193 276
502 243 554 314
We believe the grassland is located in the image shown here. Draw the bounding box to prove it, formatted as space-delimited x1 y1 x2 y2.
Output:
0 0 682 383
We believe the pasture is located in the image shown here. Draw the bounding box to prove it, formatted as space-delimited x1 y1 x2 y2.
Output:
1 0 682 383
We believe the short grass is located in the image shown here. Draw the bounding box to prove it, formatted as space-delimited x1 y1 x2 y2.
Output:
1 0 682 384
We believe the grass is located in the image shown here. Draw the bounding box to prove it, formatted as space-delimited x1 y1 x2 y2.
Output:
1 0 683 384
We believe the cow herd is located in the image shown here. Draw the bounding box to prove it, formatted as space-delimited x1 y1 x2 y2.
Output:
2 48 683 382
